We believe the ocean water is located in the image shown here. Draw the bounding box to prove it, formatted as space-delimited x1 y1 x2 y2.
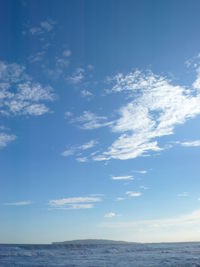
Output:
1 242 200 266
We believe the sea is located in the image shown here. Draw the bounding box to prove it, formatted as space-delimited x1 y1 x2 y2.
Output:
1 242 200 266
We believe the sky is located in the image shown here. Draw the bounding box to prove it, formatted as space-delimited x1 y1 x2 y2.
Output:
1 0 200 244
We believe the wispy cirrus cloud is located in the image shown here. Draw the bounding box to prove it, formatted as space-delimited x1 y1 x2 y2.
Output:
61 140 98 158
62 140 98 162
61 147 76 157
126 191 142 197
4 201 32 206
76 156 88 163
71 111 113 130
65 204 94 210
29 51 46 63
29 50 46 63
176 140 200 147
133 170 147 174
116 197 125 201
49 196 102 210
80 140 98 150
111 175 134 181
93 69 200 161
140 186 149 190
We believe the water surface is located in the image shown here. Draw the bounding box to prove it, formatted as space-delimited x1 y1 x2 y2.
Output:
1 242 200 266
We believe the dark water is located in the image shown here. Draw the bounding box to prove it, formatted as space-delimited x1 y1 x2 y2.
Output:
1 242 200 266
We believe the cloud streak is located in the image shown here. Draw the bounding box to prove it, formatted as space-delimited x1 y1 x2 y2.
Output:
49 196 102 210
72 111 113 130
4 201 32 206
177 140 200 147
111 175 134 181
126 191 142 197
61 140 98 158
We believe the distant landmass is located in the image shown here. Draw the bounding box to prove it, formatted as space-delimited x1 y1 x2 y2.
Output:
52 239 135 245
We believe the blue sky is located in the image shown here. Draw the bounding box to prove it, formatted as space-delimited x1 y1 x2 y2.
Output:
1 0 200 244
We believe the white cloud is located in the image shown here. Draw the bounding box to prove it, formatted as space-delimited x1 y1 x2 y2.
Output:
134 170 147 174
76 157 88 163
87 64 94 70
25 104 49 116
17 82 54 101
4 201 32 206
49 196 101 210
0 60 55 116
61 140 98 158
67 68 85 84
49 197 100 206
65 111 73 118
126 191 142 197
29 51 45 63
89 193 104 197
81 90 93 98
63 49 71 57
111 175 134 181
69 204 93 209
54 204 94 210
80 140 98 150
140 186 149 190
56 58 70 68
177 140 200 147
45 48 71 81
193 72 200 89
116 197 125 201
61 147 75 157
0 61 26 83
73 111 113 130
94 134 161 161
0 60 55 148
29 20 55 35
93 70 200 161
56 49 71 68
40 21 54 31
185 53 200 69
0 132 16 149
104 212 116 218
